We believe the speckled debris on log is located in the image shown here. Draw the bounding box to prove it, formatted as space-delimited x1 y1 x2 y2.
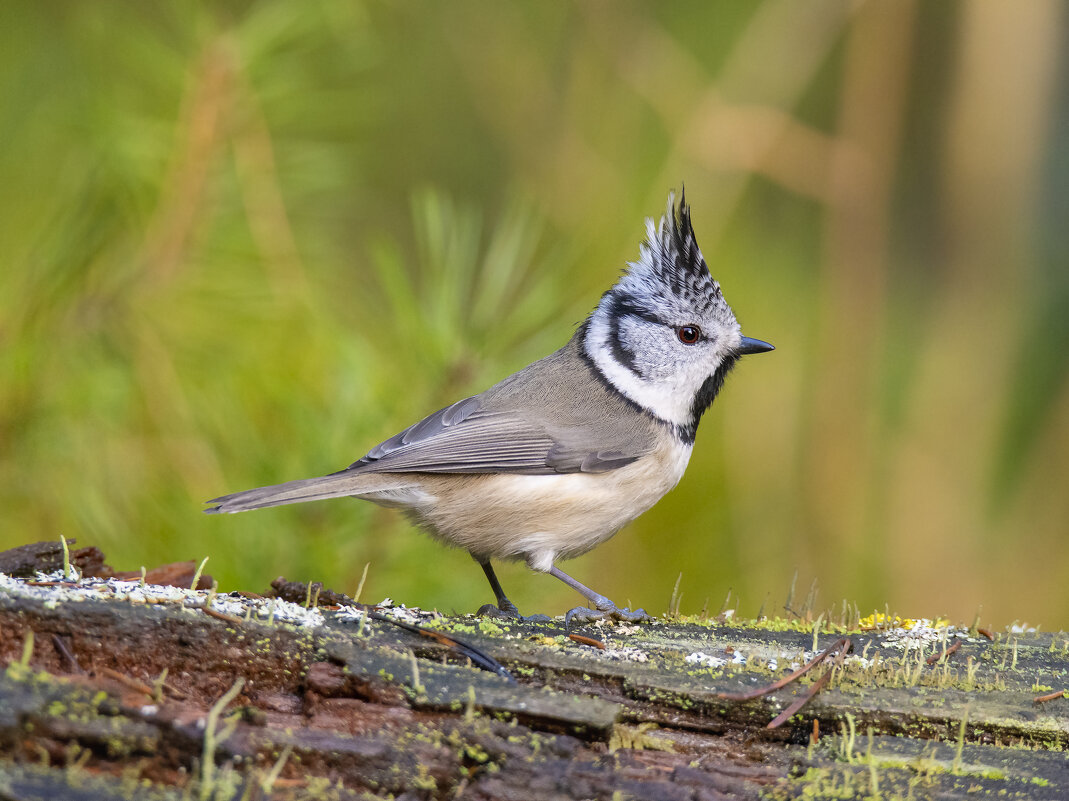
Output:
0 542 1066 800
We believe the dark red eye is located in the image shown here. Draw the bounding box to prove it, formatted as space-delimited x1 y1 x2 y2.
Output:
677 325 701 344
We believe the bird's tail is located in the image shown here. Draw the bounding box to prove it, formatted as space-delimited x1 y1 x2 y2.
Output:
204 472 412 514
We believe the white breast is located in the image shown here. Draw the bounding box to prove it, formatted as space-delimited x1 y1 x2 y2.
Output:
404 436 693 572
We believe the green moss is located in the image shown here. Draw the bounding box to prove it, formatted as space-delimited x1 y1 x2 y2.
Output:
410 764 437 791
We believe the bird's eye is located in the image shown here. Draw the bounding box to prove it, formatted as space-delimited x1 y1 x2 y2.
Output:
677 325 701 345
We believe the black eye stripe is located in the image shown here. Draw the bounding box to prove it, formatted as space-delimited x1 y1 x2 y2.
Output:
607 292 665 327
606 292 707 350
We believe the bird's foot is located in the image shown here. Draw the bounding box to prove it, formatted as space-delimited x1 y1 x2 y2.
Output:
475 603 550 623
476 602 519 619
565 604 652 630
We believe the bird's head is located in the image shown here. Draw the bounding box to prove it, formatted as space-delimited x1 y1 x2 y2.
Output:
583 191 773 439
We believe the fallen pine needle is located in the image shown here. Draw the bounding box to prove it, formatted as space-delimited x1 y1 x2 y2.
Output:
1033 689 1068 704
568 633 606 650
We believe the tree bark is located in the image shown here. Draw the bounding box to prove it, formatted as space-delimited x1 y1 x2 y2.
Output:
0 543 1066 799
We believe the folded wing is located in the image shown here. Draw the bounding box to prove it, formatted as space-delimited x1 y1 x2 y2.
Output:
342 395 645 476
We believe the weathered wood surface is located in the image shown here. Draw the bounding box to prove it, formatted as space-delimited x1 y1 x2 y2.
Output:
0 545 1066 800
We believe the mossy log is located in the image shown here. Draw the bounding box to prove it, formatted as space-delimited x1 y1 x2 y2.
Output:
0 542 1066 800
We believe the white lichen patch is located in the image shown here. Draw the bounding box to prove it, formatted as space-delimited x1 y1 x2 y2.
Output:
844 654 875 670
371 598 439 626
0 572 448 633
597 646 649 663
216 593 326 628
333 605 368 624
0 570 329 630
685 652 727 668
877 619 969 651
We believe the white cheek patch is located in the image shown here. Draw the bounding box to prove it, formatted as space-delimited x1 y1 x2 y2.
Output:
585 310 697 428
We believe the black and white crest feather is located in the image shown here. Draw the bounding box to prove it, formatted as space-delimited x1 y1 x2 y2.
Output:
607 191 729 325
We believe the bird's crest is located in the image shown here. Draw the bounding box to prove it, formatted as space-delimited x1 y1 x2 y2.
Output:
610 191 725 321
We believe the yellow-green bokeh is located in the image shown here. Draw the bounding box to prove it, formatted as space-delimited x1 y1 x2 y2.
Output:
2 2 1066 627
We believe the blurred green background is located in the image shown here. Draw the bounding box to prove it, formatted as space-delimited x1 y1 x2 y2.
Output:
2 2 1066 627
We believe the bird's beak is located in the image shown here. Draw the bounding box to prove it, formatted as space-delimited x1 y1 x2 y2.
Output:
737 336 774 355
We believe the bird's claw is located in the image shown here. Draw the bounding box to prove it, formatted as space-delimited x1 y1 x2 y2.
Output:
565 605 652 630
476 603 550 623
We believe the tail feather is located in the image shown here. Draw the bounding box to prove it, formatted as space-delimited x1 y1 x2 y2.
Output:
205 473 409 514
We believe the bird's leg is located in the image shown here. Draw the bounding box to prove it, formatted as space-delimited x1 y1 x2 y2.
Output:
475 560 549 622
476 560 520 617
548 565 652 629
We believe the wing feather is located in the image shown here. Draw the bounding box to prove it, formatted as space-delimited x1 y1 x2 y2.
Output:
342 395 645 476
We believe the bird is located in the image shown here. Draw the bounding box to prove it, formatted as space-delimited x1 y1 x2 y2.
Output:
206 191 773 627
